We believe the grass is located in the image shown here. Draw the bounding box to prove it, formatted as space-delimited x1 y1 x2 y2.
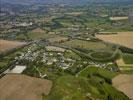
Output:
27 32 51 40
73 49 115 63
90 51 113 61
44 75 129 100
78 67 118 82
0 62 8 69
62 39 108 50
122 53 133 64
105 25 133 32
64 50 81 60
16 34 28 40
91 52 112 59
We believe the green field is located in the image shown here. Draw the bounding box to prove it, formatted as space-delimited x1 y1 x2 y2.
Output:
89 51 113 61
62 39 109 50
78 67 118 82
105 25 133 32
91 52 112 59
64 50 81 60
44 74 129 100
122 53 133 64
27 32 53 40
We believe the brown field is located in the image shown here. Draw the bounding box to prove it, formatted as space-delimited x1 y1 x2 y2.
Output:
109 16 128 21
31 28 46 33
96 32 133 49
27 28 54 40
48 36 68 43
0 40 26 53
112 74 133 100
45 46 66 52
61 39 107 49
0 74 52 100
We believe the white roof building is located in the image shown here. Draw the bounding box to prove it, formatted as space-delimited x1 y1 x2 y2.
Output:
4 65 26 74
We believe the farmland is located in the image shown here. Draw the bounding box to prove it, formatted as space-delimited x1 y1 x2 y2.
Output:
61 39 108 50
0 1 133 100
96 32 133 49
0 74 52 100
112 74 133 100
116 57 133 68
27 28 54 40
44 71 129 100
116 51 133 71
48 36 68 43
78 67 118 81
122 53 133 64
89 51 114 61
0 40 26 53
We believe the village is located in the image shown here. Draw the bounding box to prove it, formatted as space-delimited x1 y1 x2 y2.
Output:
0 1 133 100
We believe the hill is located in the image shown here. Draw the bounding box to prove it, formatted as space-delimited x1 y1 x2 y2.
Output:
2 0 133 5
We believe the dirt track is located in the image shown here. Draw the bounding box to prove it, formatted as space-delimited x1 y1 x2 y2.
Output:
0 74 52 100
112 74 133 100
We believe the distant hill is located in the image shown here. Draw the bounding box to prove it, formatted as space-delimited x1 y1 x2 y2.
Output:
2 0 133 5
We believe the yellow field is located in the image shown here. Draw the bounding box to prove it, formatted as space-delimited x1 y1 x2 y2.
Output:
96 32 133 49
0 40 26 53
109 16 128 21
112 74 133 100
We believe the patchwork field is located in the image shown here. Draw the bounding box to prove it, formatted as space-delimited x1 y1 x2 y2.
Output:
0 74 52 100
116 58 133 70
61 39 107 49
0 40 26 53
112 74 133 100
96 32 133 49
116 53 133 71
